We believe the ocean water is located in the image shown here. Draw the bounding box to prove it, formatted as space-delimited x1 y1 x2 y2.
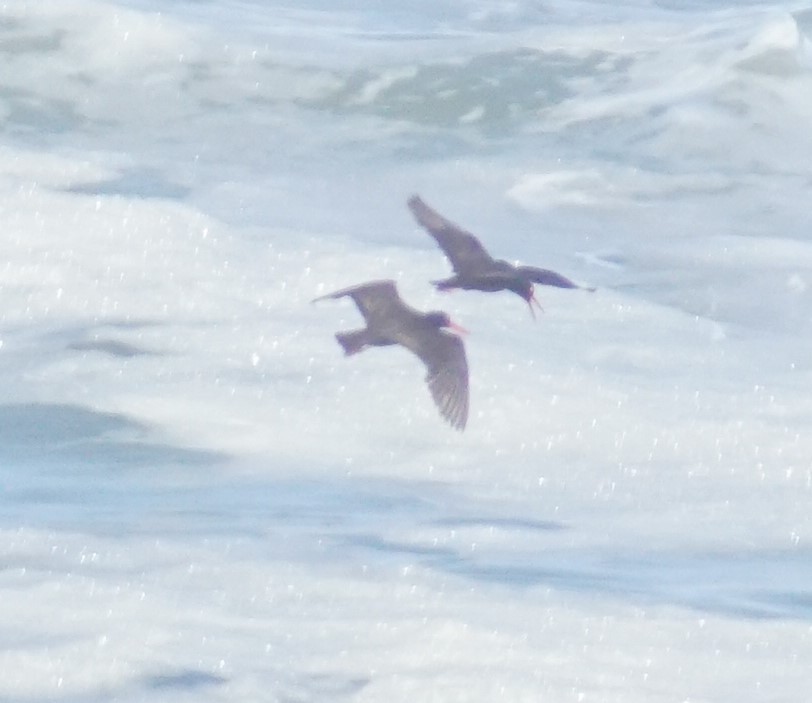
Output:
2 0 812 700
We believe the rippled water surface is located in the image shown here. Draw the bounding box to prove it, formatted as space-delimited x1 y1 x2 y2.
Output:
1 1 812 700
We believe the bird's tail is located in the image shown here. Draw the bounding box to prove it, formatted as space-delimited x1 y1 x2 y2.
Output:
335 329 369 356
431 277 458 292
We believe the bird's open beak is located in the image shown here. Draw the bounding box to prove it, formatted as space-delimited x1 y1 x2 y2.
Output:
448 321 469 336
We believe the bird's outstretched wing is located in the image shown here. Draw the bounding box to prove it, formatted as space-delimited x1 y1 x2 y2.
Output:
405 330 469 431
408 195 495 275
312 279 405 326
518 265 593 291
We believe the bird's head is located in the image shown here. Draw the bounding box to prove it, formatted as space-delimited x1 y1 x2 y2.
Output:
426 311 468 336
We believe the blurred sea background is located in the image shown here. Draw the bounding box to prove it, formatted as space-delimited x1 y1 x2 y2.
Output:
2 1 812 700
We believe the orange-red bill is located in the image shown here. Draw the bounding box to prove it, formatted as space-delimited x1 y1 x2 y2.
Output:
528 291 544 319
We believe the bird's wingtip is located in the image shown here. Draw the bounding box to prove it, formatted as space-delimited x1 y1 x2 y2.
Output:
311 291 331 304
407 194 425 211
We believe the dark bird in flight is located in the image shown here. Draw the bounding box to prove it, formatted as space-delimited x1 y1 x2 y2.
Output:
407 195 593 317
313 279 469 431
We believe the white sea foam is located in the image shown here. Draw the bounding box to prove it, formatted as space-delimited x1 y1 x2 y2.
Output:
2 0 812 700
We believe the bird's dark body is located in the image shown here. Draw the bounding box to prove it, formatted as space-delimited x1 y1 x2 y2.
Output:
434 260 530 296
408 195 592 313
313 280 469 430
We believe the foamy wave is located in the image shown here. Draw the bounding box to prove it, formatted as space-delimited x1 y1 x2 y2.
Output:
508 168 736 209
732 14 810 76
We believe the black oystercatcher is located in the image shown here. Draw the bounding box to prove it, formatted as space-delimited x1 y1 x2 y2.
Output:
313 279 469 431
407 195 593 317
